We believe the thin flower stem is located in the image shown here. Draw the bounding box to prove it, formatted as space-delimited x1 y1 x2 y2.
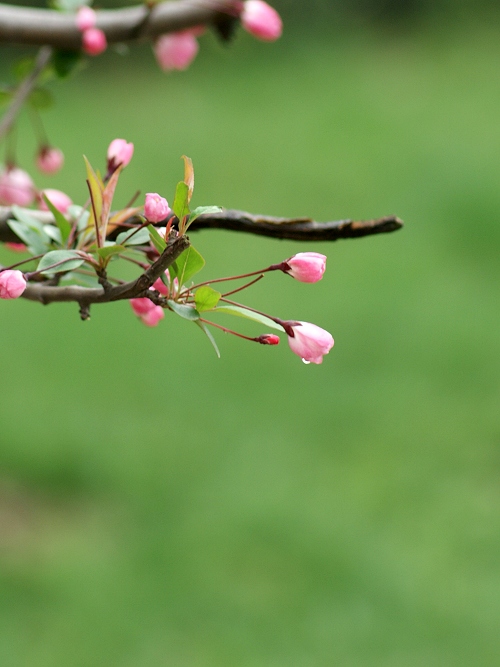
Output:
1 253 45 271
187 267 274 293
199 317 260 342
0 46 53 142
219 296 295 335
221 274 264 297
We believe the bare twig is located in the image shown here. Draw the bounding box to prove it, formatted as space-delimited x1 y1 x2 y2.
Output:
0 45 53 141
0 206 403 244
0 0 234 49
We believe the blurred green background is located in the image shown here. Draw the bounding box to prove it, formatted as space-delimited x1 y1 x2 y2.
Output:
1 1 500 665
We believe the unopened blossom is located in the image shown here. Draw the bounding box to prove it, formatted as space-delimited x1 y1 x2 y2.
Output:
0 270 27 299
38 189 73 214
144 193 171 223
154 31 200 71
5 242 27 252
82 27 107 56
241 0 282 41
140 305 165 327
76 6 96 31
256 334 280 345
287 321 334 364
0 167 35 206
36 147 64 175
130 297 155 317
283 252 326 283
107 139 134 171
152 276 169 296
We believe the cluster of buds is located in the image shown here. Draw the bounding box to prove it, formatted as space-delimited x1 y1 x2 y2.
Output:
76 6 107 56
154 0 282 72
1 139 333 365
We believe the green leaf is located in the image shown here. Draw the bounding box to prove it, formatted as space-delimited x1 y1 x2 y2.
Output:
83 155 103 245
96 244 125 260
7 214 52 255
214 305 285 332
11 206 45 231
148 225 166 254
43 225 62 245
115 227 150 246
43 194 71 245
51 50 81 79
67 205 90 232
181 155 194 202
28 88 54 110
167 300 200 321
187 206 222 228
195 285 221 312
175 246 205 287
37 250 85 275
173 181 190 223
195 320 220 358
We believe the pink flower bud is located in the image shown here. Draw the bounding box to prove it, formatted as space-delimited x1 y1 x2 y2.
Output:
0 167 35 207
140 305 165 327
5 242 27 253
38 189 73 214
284 252 326 283
76 6 96 31
154 32 199 71
130 297 155 316
257 333 280 345
0 269 27 299
144 193 171 223
287 321 334 364
107 139 134 171
82 27 107 56
36 147 64 175
241 0 282 41
152 276 169 296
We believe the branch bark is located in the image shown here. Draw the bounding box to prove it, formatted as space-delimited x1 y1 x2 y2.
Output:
20 234 189 314
0 0 233 49
0 206 403 243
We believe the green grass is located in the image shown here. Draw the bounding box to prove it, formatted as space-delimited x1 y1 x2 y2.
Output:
1 18 500 666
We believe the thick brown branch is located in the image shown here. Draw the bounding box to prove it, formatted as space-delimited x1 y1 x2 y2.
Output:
20 234 189 309
0 0 232 49
190 210 404 241
0 206 403 244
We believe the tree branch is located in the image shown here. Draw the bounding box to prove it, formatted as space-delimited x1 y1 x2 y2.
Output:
0 206 403 244
19 234 189 314
189 210 404 241
0 0 234 49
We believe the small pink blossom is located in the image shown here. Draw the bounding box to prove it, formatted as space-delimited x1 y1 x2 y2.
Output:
154 31 199 71
144 193 171 223
287 321 334 364
82 27 107 56
130 297 156 316
140 305 165 327
152 276 169 296
36 147 64 175
257 334 280 345
76 6 96 31
284 252 326 283
107 139 134 171
241 0 282 41
5 242 27 252
0 270 27 299
0 167 35 207
38 189 73 214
